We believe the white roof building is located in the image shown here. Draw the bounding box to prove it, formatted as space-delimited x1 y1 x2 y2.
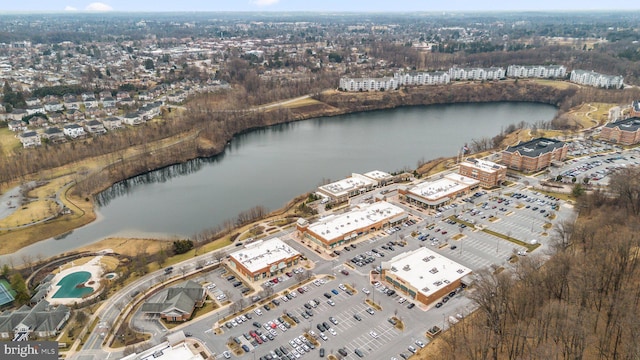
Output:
401 174 479 207
120 340 204 360
382 247 472 304
302 201 406 246
317 173 378 202
229 237 301 277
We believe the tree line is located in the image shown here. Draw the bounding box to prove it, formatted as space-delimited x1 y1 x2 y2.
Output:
433 168 640 360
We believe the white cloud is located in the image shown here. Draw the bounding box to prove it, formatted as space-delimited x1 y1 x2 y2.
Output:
85 2 113 11
250 0 280 6
64 6 78 11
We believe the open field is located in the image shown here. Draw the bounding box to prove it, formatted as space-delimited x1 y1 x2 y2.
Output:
0 127 20 155
0 198 59 228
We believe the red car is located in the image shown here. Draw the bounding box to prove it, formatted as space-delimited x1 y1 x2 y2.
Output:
341 270 349 275
441 231 448 235
272 278 279 284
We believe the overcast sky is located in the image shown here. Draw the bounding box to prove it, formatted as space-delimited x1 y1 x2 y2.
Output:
0 1 638 13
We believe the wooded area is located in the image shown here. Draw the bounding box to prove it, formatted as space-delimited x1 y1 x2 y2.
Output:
432 168 640 360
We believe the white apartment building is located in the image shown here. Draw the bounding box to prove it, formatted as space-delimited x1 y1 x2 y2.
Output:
339 77 398 92
449 67 505 81
570 70 624 89
506 65 567 78
394 71 450 86
63 123 86 138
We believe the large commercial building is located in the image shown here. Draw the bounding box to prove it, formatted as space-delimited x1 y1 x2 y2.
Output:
459 158 507 188
600 117 640 145
570 69 624 89
317 171 394 203
228 238 302 281
398 174 480 209
381 248 472 306
297 201 407 250
501 137 568 172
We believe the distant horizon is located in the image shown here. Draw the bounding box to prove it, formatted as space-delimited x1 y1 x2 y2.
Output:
0 1 639 14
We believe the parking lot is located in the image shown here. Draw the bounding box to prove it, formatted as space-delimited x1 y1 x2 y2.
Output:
158 164 588 360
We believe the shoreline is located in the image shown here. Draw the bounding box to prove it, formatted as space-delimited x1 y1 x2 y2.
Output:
0 80 631 258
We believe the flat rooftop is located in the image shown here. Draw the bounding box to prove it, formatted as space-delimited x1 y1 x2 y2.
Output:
124 342 203 360
461 158 505 173
308 201 406 242
230 237 300 273
362 170 393 181
318 174 376 197
382 247 472 298
407 174 479 201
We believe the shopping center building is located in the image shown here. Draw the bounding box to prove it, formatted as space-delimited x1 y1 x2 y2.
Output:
317 171 394 203
296 201 407 250
228 238 302 281
398 174 480 209
381 247 472 306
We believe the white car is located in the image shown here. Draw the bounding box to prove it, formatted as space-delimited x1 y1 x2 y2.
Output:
362 288 370 295
216 294 226 301
369 331 378 338
327 300 335 306
338 284 347 291
328 328 337 336
319 332 328 341
254 308 263 316
223 350 231 359
415 340 425 348
398 297 406 304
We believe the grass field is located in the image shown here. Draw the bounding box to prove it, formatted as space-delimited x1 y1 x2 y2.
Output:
0 127 20 155
0 199 59 228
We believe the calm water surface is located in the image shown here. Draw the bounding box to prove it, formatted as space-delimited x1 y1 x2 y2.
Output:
2 102 557 263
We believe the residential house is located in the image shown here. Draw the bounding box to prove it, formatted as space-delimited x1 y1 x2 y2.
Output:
30 275 54 306
44 101 64 113
66 109 84 122
29 116 48 128
116 91 130 101
84 119 106 135
26 105 46 116
118 97 135 107
166 90 187 103
83 97 98 109
47 112 65 124
139 101 162 120
101 96 116 108
80 92 94 101
8 120 27 132
8 108 27 121
19 131 41 148
63 94 81 110
138 91 152 101
25 97 40 106
103 116 123 130
63 123 86 138
41 127 66 143
122 112 143 126
140 280 206 322
98 90 112 100
0 300 70 340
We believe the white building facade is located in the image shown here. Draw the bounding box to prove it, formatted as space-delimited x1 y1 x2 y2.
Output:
570 70 624 89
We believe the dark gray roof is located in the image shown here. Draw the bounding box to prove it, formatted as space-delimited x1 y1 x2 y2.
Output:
504 137 566 157
44 127 62 135
140 280 204 316
633 101 640 112
604 117 640 132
